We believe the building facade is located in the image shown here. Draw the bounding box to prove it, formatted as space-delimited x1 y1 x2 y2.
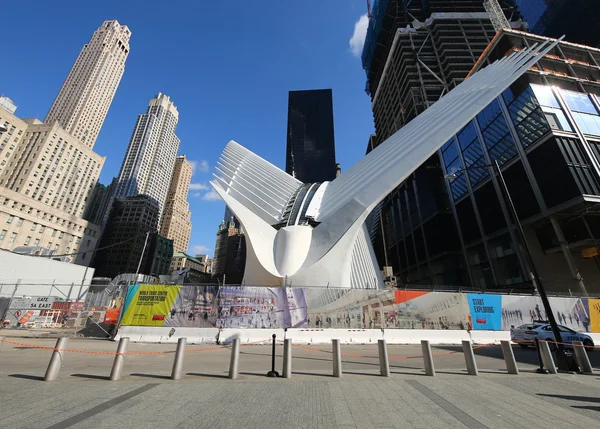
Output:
159 155 192 253
83 178 117 228
514 0 600 48
45 20 131 148
374 29 600 295
145 233 173 277
93 195 159 278
170 252 211 283
0 107 102 264
114 93 180 218
212 217 245 284
0 97 17 115
0 119 104 218
286 89 337 183
361 0 524 289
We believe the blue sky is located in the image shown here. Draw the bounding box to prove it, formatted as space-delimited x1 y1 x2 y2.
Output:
1 1 373 257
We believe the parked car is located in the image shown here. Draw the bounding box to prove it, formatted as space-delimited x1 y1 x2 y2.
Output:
510 321 594 351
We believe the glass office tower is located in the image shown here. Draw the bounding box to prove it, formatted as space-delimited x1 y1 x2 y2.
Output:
286 89 337 183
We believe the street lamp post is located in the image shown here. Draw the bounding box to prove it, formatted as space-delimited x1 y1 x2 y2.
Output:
445 160 574 371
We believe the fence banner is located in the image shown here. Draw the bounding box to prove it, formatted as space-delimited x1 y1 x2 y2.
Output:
116 285 600 333
120 285 181 327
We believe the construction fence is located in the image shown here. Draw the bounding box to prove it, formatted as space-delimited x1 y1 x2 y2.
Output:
3 283 600 337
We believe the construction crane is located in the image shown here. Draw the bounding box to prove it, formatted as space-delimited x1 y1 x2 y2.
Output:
483 0 510 32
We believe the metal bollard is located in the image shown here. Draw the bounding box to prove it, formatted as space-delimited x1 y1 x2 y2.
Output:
109 337 129 381
378 339 390 377
538 341 557 374
44 337 69 381
332 339 342 378
500 340 519 374
421 340 435 376
170 337 187 380
572 341 593 374
462 340 479 376
229 338 240 379
283 338 292 378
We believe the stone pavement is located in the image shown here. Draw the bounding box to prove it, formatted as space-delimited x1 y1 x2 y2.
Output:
1 336 599 428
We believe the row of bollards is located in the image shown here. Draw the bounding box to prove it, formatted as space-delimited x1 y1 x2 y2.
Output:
9 335 595 381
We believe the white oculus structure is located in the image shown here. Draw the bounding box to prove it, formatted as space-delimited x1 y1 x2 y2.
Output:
211 38 561 289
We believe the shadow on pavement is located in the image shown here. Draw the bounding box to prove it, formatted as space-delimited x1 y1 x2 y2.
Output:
537 393 600 403
292 371 333 378
130 373 172 380
571 405 600 412
8 374 44 381
187 372 229 379
71 373 109 380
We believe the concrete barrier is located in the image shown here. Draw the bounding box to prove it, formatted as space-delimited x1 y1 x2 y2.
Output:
500 340 519 374
112 326 546 346
283 338 292 378
229 338 240 379
421 340 435 376
539 341 557 374
572 341 593 374
462 340 479 376
43 337 68 381
171 337 186 380
332 339 342 378
115 326 219 344
109 337 129 381
378 339 390 377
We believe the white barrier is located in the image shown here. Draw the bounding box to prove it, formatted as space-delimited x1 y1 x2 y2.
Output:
113 326 597 346
115 326 219 344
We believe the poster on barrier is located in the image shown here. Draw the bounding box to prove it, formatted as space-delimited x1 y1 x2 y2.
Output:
116 284 600 333
120 285 181 327
466 293 502 330
588 298 600 332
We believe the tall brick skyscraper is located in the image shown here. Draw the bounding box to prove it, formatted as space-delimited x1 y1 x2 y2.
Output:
45 20 131 148
159 155 192 253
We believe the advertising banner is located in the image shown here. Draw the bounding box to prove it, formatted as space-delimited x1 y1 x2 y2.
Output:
467 293 502 330
120 285 181 327
117 284 600 333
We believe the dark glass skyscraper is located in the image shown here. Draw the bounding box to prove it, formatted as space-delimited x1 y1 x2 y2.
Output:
513 0 600 47
286 89 337 183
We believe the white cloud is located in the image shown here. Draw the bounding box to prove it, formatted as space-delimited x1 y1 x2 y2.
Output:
349 14 369 58
190 244 210 255
202 189 221 201
189 183 209 191
192 192 202 197
189 159 209 175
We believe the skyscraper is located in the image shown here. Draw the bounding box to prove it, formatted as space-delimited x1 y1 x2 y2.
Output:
159 155 192 253
45 20 131 148
114 93 181 218
286 89 337 183
361 0 522 288
514 0 600 47
93 194 160 278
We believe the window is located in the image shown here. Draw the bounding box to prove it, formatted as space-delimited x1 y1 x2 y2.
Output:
16 218 23 226
24 236 31 245
34 239 39 246
47 242 52 249
51 229 57 237
59 232 64 239
54 244 59 251
39 225 45 233
0 229 6 240
560 89 600 136
9 232 17 244
31 223 37 231
6 215 13 224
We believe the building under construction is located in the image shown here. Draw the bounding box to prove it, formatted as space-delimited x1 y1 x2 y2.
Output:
362 0 524 289
363 0 522 144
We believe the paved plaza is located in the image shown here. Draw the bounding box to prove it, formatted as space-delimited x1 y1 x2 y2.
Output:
1 333 599 428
